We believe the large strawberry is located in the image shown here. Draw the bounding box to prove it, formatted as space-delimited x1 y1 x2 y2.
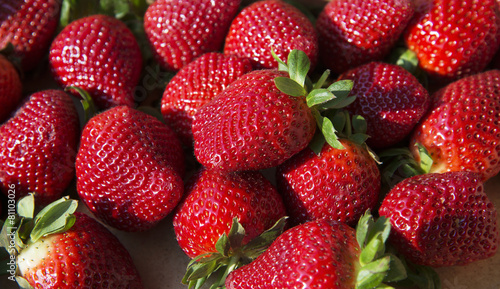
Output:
144 0 240 71
49 14 143 109
315 0 414 74
0 54 22 123
161 52 253 145
379 171 498 267
0 90 79 205
76 106 185 232
404 0 500 81
0 0 60 71
224 0 318 69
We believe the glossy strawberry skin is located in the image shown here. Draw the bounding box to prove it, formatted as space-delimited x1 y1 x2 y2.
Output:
276 139 380 227
379 171 498 267
192 69 316 173
338 62 430 149
144 0 240 71
161 52 253 145
173 168 286 258
224 0 318 70
225 219 359 289
76 106 185 232
17 212 143 289
404 0 500 81
316 0 414 74
49 15 143 109
0 0 60 71
0 90 79 205
410 70 500 181
0 54 22 123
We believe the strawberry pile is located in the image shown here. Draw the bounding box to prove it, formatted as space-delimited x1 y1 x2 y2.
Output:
1 0 499 288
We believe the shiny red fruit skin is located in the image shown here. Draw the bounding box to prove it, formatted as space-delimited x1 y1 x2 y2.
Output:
19 213 143 289
379 171 498 267
404 0 500 81
410 70 500 181
276 139 380 227
0 90 79 205
316 0 414 74
144 0 240 71
0 0 60 71
49 15 143 109
192 69 316 173
0 54 22 123
338 62 430 149
224 0 318 70
225 219 359 289
76 106 185 232
161 52 253 145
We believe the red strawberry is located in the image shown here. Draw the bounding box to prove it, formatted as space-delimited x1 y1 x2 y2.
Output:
316 0 414 74
76 106 185 232
379 171 498 267
224 0 318 69
0 90 79 205
161 52 253 145
0 54 22 123
144 0 241 71
0 0 60 71
404 0 500 81
338 61 430 149
49 14 143 109
410 69 500 181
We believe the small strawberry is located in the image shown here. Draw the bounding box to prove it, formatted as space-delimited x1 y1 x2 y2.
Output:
49 14 143 109
379 171 498 267
404 0 500 81
161 52 253 145
315 0 414 74
144 0 241 71
76 106 185 232
224 0 318 69
0 54 22 123
0 90 79 205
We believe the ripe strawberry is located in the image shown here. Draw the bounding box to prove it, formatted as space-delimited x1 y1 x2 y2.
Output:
404 0 500 81
144 0 241 71
0 54 22 123
161 52 253 145
379 171 498 267
315 0 414 74
224 0 318 70
338 61 430 149
49 14 143 109
0 0 60 71
76 106 185 232
410 69 500 181
0 90 79 205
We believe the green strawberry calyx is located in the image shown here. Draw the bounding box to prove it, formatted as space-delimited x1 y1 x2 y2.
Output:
65 86 98 128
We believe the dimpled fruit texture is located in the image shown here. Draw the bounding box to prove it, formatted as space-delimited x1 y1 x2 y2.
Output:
224 0 318 70
379 172 498 267
0 90 79 205
76 106 185 232
0 54 22 122
144 0 241 71
49 15 142 109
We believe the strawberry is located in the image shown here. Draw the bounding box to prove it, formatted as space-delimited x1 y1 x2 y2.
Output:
144 0 241 71
410 69 500 181
338 61 430 149
0 54 22 123
404 0 500 81
0 0 61 71
315 0 414 74
161 52 253 145
76 106 185 232
379 171 499 267
0 90 79 205
223 0 318 70
49 14 143 109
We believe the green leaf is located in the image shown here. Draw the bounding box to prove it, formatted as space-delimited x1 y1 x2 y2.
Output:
16 218 35 248
360 233 385 265
383 254 407 283
356 211 374 248
66 86 97 128
242 217 288 259
271 49 288 72
16 276 34 289
0 215 19 250
328 79 354 99
371 217 391 244
184 257 223 282
352 115 367 134
306 89 336 107
227 218 246 251
349 133 370 146
320 116 344 150
416 143 433 174
357 256 391 289
330 111 347 135
274 77 307 97
215 233 230 256
287 49 310 87
313 69 331 90
308 132 326 155
17 194 35 219
31 197 78 242
319 94 356 110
